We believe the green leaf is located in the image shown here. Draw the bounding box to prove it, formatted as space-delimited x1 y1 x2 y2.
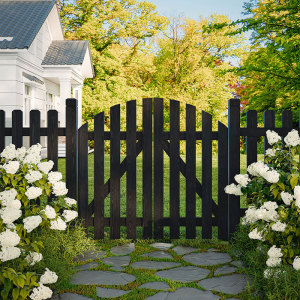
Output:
290 175 298 189
287 235 293 244
12 288 19 300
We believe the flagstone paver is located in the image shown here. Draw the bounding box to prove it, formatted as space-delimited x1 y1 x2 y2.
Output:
96 287 131 298
146 287 220 300
70 270 136 285
150 242 173 250
102 255 131 271
214 265 237 275
131 260 180 270
198 274 252 295
76 249 106 262
172 246 197 255
75 262 99 271
142 251 173 259
183 252 232 266
110 243 135 255
155 266 210 283
51 293 93 300
138 282 170 290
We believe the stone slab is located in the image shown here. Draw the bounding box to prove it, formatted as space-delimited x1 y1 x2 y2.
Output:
110 243 135 255
75 262 99 271
96 287 130 298
70 270 136 286
155 266 210 283
214 265 237 275
75 249 105 262
138 282 170 291
183 252 232 266
102 255 131 271
142 251 173 259
198 274 252 295
131 261 180 270
146 287 220 300
51 293 93 300
150 243 173 250
172 246 197 255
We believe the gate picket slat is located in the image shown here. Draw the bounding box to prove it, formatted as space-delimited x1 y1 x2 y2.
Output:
154 98 164 239
186 104 196 239
30 110 40 145
12 110 23 148
170 100 180 239
264 110 275 153
0 111 5 152
94 112 105 239
142 98 152 238
218 121 228 240
246 111 257 167
78 123 89 227
126 100 137 239
202 111 212 239
110 104 121 239
47 110 58 171
281 110 293 143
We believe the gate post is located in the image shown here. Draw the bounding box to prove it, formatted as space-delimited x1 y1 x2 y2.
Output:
228 98 240 240
66 99 78 201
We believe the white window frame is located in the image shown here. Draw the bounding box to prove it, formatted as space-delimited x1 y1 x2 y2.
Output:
24 84 34 126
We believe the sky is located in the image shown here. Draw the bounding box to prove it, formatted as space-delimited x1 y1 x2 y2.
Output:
147 0 246 21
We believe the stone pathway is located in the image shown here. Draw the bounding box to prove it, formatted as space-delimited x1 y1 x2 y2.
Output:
52 243 252 299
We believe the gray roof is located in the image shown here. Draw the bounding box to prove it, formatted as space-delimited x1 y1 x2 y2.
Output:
0 0 56 49
42 40 90 65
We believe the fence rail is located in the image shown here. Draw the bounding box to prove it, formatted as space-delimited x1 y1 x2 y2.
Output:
0 98 299 241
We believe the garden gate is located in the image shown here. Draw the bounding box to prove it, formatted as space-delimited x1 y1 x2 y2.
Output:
0 98 298 241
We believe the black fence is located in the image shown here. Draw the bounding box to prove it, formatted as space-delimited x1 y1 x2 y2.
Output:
0 98 298 241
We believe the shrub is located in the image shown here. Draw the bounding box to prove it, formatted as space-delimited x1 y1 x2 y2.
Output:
0 144 80 299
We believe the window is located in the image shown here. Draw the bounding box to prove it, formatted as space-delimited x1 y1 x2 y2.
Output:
46 93 56 111
24 85 32 126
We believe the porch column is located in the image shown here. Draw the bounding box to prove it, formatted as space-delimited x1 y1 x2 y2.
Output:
74 84 83 127
59 78 71 127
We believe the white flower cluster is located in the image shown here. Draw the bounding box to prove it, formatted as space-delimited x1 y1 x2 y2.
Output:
234 174 250 187
62 210 78 222
26 251 43 266
224 183 243 196
39 268 58 285
37 161 54 174
284 129 300 147
0 206 22 224
47 171 62 184
248 228 264 241
52 181 68 197
293 256 300 271
266 130 281 145
266 245 283 267
265 148 278 157
23 144 42 165
271 221 287 232
0 229 20 247
280 191 293 206
25 186 43 200
0 246 21 262
29 284 52 300
25 170 43 183
50 217 67 231
3 161 20 174
294 186 300 209
263 268 286 279
23 215 42 233
41 205 56 219
64 197 77 206
247 161 280 183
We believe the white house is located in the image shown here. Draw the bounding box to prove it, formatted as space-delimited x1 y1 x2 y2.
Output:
0 0 94 152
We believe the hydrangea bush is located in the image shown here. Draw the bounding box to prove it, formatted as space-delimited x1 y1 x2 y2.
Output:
225 129 300 275
0 144 78 300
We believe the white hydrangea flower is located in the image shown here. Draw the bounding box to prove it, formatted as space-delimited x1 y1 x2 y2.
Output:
0 246 21 262
0 207 22 224
3 161 20 174
268 245 283 258
224 183 243 196
52 181 68 197
64 197 77 207
41 205 56 219
256 208 278 222
0 189 18 202
50 217 67 231
37 161 54 174
39 268 58 285
234 174 250 187
294 186 300 209
247 161 269 177
27 144 42 156
0 144 16 161
47 171 62 184
280 191 293 206
15 146 27 161
23 215 42 233
0 229 20 247
25 252 43 266
1 199 21 210
25 170 43 183
284 129 300 147
266 257 281 267
248 228 264 240
25 187 42 199
62 210 78 222
242 206 259 225
262 201 278 211
262 170 280 183
266 130 281 145
293 256 300 271
23 153 41 165
264 268 286 278
29 283 52 300
271 221 287 232
265 148 277 157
